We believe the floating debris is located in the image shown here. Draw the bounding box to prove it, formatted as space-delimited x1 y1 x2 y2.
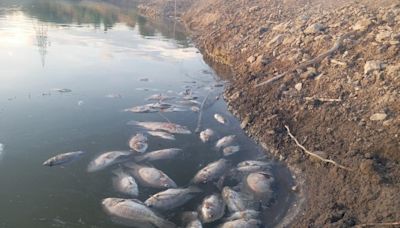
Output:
77 100 84 106
129 133 148 153
125 162 177 189
139 77 149 82
102 198 176 228
43 151 85 167
134 148 182 162
148 131 175 140
214 114 227 124
200 129 215 143
105 93 122 99
145 186 202 211
112 168 139 197
87 151 132 172
128 121 191 134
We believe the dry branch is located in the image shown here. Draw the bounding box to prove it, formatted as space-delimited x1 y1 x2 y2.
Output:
255 31 356 88
355 221 400 227
195 91 211 133
284 125 352 171
304 97 342 102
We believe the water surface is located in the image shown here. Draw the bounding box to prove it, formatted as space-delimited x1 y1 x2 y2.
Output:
0 0 294 227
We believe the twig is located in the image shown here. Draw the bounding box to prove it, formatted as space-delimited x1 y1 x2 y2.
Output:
304 97 342 102
254 31 355 88
355 221 400 227
284 125 352 171
195 91 211 133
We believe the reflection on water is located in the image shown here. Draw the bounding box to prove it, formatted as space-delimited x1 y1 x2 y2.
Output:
0 0 295 228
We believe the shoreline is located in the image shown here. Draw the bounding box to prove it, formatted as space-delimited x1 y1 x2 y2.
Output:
138 0 400 227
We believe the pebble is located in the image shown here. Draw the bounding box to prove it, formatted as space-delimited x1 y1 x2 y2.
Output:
295 83 302 91
370 113 387 121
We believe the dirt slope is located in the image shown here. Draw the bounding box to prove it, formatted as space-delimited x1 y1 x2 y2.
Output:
139 0 400 227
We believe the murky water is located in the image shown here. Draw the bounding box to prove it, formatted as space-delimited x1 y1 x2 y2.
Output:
0 0 295 227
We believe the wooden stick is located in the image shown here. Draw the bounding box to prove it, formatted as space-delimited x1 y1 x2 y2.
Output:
284 125 352 171
304 97 342 102
355 221 400 227
195 91 211 133
254 31 355 88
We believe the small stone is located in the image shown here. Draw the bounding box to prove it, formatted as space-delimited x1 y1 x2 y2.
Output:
364 152 373 159
247 55 256 63
240 116 250 129
370 113 387 121
304 23 325 34
364 60 383 74
295 83 302 91
353 18 372 31
375 30 392 42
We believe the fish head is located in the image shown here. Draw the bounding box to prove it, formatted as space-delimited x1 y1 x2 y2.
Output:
102 198 123 209
42 158 54 167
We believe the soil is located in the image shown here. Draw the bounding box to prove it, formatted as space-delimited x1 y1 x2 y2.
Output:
138 0 400 227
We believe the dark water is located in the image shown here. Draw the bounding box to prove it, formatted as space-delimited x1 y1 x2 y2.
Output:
0 0 295 227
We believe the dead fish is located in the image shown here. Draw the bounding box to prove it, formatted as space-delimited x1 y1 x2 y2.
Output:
224 210 259 221
128 121 191 134
161 107 188 113
124 105 157 113
125 162 177 189
223 146 240 157
148 131 175 140
147 94 174 101
129 133 148 153
200 129 215 143
139 78 149 82
112 168 139 197
43 151 85 167
134 148 182 162
192 159 229 184
199 194 225 223
0 143 4 160
191 106 200 112
183 95 198 100
246 172 274 197
147 103 173 109
218 218 261 228
145 186 202 210
105 93 122 99
214 114 227 124
222 187 248 213
215 135 236 149
52 88 72 93
177 100 201 106
87 151 131 172
102 198 176 228
236 161 271 173
181 211 203 228
77 100 84 106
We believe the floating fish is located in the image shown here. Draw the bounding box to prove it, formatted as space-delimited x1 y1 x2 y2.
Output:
124 105 157 113
147 94 174 101
177 100 201 106
191 106 200 112
148 131 175 140
52 88 72 93
102 198 176 228
112 168 139 197
77 100 84 106
218 218 261 228
215 135 236 149
87 151 131 172
199 194 225 223
245 172 274 199
214 114 227 124
125 162 177 189
223 146 240 157
105 93 122 99
43 151 85 167
192 159 229 184
0 143 4 160
222 187 250 213
200 129 215 143
181 211 203 228
236 161 271 173
145 186 202 211
128 121 191 134
224 210 260 221
129 133 148 153
134 148 182 162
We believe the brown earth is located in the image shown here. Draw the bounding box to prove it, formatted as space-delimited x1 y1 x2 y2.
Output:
138 0 400 227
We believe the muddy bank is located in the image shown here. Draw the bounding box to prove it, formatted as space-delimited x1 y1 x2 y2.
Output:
138 0 400 227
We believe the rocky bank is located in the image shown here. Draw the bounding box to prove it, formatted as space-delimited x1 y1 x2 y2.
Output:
138 0 400 227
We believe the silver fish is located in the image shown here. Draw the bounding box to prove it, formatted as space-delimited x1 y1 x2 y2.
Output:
134 148 182 162
218 218 261 228
199 129 214 143
87 151 131 172
128 121 191 134
222 187 248 213
224 210 259 221
147 94 174 101
214 114 227 124
192 159 229 184
145 186 202 210
181 211 203 228
246 172 274 198
148 131 176 140
125 162 177 189
129 133 148 153
191 106 200 112
112 168 139 197
43 151 85 167
215 135 236 149
199 194 225 223
223 146 240 157
102 198 176 228
236 161 271 173
124 105 157 113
